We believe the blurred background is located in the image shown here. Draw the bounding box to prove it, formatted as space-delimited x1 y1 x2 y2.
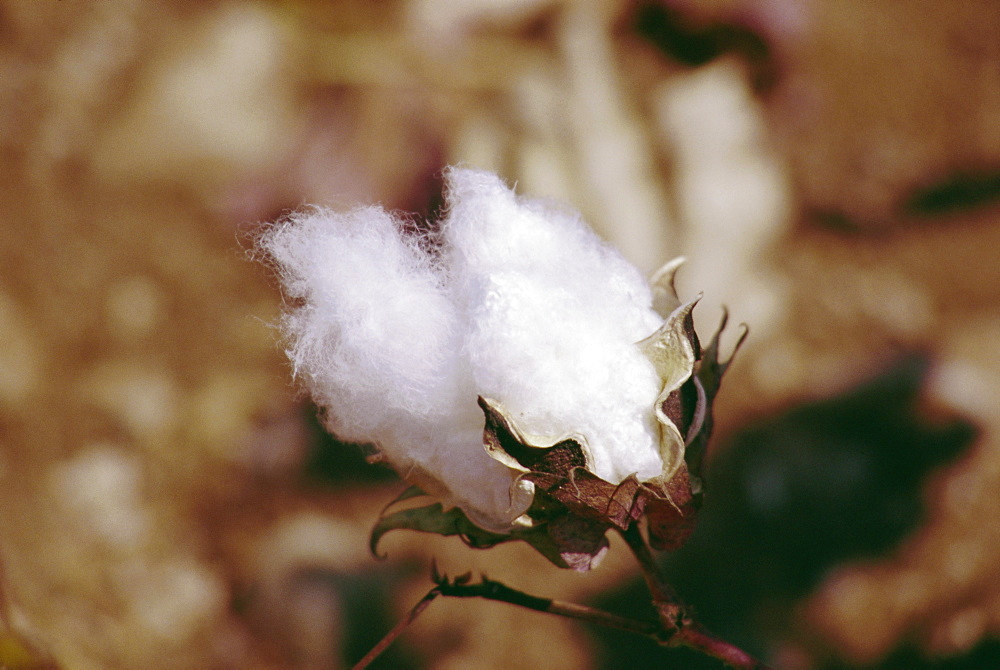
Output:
1 0 999 667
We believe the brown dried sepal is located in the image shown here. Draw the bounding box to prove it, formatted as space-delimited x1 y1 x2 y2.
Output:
480 396 698 568
640 464 700 552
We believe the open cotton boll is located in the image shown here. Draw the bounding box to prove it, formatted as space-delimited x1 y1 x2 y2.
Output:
261 167 671 531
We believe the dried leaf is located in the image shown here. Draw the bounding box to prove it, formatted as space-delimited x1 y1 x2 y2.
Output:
685 308 749 481
641 463 700 551
650 257 686 318
639 298 701 395
369 501 501 558
480 397 645 525
477 398 646 568
527 469 643 530
545 513 610 571
479 396 590 474
369 492 608 571
638 297 701 482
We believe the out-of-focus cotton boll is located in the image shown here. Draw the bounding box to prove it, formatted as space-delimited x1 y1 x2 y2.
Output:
260 167 667 530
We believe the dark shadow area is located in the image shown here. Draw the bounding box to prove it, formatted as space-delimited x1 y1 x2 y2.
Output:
301 404 400 485
811 169 1000 233
633 2 776 90
314 567 420 670
905 170 1000 217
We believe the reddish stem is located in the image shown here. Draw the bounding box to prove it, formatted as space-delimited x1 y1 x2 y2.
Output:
619 524 771 669
677 625 766 668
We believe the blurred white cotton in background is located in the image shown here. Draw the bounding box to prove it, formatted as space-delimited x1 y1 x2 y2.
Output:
656 60 791 342
260 167 667 530
557 2 675 272
93 3 300 189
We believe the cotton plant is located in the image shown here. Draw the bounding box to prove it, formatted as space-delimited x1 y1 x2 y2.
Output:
258 167 760 668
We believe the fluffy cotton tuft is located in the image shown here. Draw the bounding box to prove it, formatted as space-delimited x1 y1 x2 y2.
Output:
260 167 666 530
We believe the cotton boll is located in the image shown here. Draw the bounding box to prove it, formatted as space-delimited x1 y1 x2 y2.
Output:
263 168 677 532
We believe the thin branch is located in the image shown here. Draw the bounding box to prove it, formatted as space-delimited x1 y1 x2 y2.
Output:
620 523 679 605
352 571 665 669
676 625 766 669
351 585 441 670
356 532 770 670
436 575 661 639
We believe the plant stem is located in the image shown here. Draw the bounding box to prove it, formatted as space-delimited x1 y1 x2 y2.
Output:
356 527 768 669
436 576 661 638
618 524 771 669
675 625 767 669
351 586 441 670
352 572 666 669
620 522 679 605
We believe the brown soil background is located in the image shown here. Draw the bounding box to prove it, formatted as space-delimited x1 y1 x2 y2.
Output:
1 1 998 667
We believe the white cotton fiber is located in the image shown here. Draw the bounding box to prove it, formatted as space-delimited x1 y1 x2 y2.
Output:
264 206 457 427
439 169 665 483
260 168 667 530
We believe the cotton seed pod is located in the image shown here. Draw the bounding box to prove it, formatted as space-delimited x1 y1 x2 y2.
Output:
259 167 743 568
